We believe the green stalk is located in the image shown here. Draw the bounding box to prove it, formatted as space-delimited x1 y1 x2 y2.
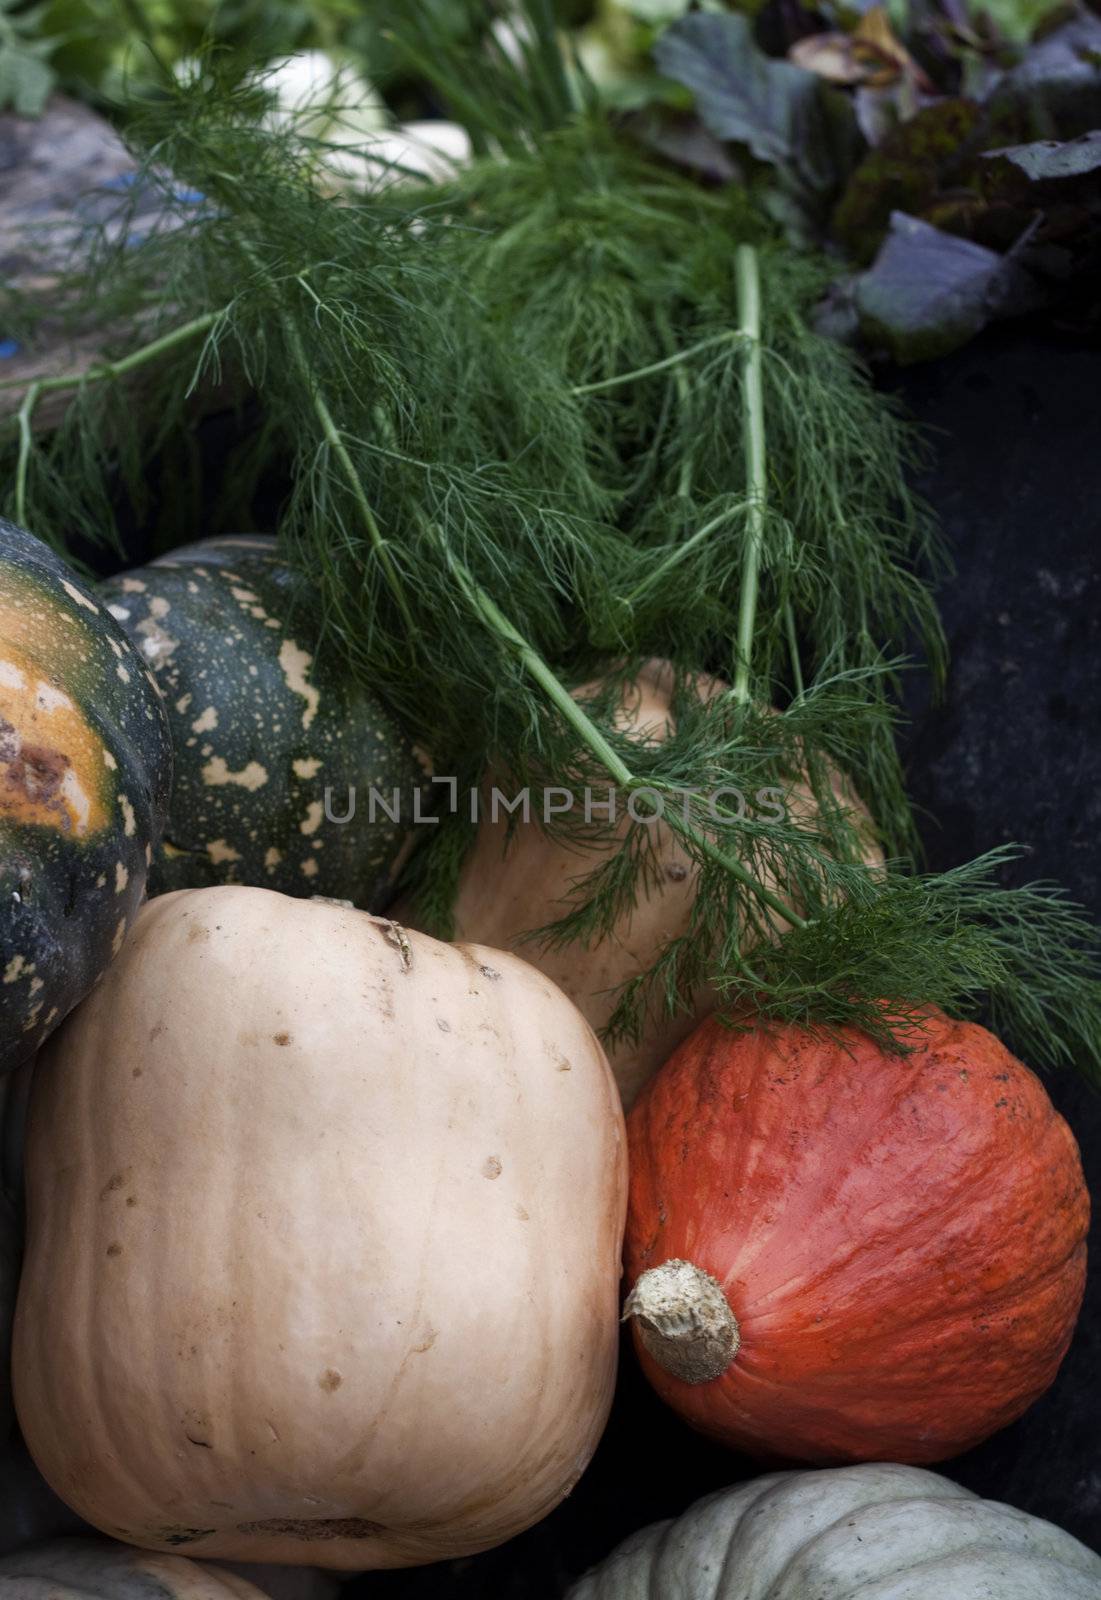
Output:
7 310 224 527
0 310 223 397
570 331 740 397
733 244 766 704
14 381 42 528
622 505 743 608
655 305 693 502
784 597 805 699
447 550 806 932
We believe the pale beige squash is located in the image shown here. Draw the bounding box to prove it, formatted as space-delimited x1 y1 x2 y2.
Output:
13 888 626 1571
436 660 881 1108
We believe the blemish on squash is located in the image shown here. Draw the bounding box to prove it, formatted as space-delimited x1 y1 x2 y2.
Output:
482 1156 503 1179
157 1527 215 1546
516 1205 530 1222
237 1517 386 1540
187 923 210 943
132 1066 143 1078
436 1017 451 1032
479 964 502 981
106 1242 123 1257
318 1369 343 1393
273 1030 292 1046
150 1021 167 1039
99 1173 126 1200
412 1327 437 1353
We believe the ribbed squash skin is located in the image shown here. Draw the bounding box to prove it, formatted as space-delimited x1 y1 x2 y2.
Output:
0 1538 277 1597
14 887 626 1570
625 1012 1088 1463
567 1463 1101 1600
98 537 422 908
0 520 171 1071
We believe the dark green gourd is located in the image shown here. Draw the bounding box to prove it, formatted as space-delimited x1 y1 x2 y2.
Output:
0 519 172 1074
98 537 425 906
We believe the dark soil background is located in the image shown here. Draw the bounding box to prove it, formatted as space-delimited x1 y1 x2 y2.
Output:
353 325 1101 1595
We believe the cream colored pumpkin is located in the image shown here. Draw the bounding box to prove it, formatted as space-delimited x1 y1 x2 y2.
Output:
568 1464 1101 1599
14 888 626 1570
436 660 881 1108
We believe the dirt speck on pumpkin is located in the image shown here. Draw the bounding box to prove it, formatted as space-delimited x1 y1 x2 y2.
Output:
187 923 211 942
99 1172 126 1199
132 1066 143 1078
482 1156 502 1179
105 1242 123 1257
272 1030 292 1046
318 1368 343 1393
149 1021 166 1041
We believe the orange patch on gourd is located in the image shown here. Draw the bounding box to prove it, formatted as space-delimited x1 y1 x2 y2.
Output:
0 641 109 837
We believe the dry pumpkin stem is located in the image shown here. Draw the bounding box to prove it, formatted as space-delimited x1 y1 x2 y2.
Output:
4 12 1101 1076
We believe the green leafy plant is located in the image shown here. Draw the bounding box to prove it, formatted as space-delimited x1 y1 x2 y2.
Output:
4 5 1101 1075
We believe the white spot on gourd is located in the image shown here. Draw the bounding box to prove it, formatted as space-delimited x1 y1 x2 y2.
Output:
3 955 30 984
278 640 320 730
116 664 131 684
60 769 93 835
202 758 268 792
34 682 75 714
191 706 218 734
119 795 136 837
121 578 147 594
103 749 117 771
293 757 321 780
107 604 131 623
207 839 242 864
300 801 324 837
300 858 319 879
115 862 130 894
62 580 99 613
0 660 26 691
176 694 193 714
149 597 171 619
112 917 127 956
264 848 283 871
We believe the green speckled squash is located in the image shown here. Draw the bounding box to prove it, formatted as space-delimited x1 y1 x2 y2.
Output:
0 520 172 1073
98 538 424 907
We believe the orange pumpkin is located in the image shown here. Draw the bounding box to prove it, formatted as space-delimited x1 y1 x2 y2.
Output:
623 1011 1088 1464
